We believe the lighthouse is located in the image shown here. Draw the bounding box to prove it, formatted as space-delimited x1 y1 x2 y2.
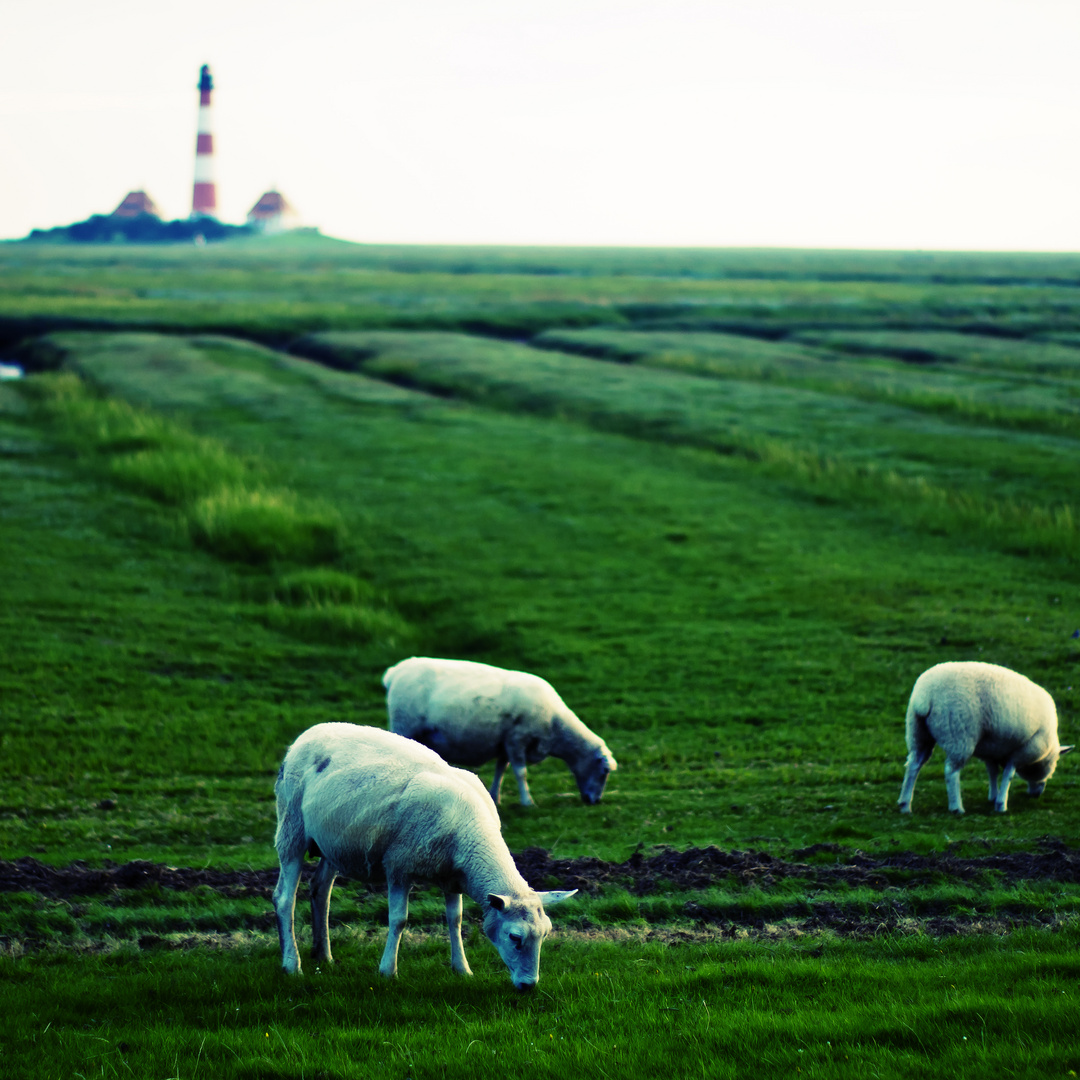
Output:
191 65 217 218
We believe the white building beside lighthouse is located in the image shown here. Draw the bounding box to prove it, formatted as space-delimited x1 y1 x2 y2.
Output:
246 190 300 234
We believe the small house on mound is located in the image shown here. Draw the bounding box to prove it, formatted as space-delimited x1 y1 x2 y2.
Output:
111 190 162 219
246 189 299 234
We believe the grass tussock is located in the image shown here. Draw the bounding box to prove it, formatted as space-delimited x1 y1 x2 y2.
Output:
17 370 404 646
110 444 251 504
270 567 376 606
187 487 344 565
255 569 411 645
23 371 344 567
19 370 181 454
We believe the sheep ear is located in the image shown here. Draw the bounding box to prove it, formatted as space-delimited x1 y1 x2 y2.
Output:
537 889 578 906
1060 745 1075 756
488 893 511 910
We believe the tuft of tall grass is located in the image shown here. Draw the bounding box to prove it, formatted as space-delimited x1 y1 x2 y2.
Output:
22 372 347 568
19 370 180 454
15 369 412 658
187 487 344 566
251 569 411 645
271 567 375 606
110 444 251 504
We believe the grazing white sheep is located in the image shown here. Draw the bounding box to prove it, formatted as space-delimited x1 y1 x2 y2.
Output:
272 722 576 990
897 661 1073 814
383 656 617 807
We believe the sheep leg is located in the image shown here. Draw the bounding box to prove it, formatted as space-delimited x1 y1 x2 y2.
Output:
272 854 304 975
944 759 966 813
490 755 509 804
310 858 338 964
379 880 410 978
445 892 473 976
995 763 1017 812
511 762 535 807
985 761 1000 805
898 744 933 812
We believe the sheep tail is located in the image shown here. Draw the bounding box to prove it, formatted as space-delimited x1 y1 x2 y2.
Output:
904 681 934 751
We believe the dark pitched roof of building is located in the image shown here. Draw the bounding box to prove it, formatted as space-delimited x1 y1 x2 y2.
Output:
111 191 162 219
247 190 293 218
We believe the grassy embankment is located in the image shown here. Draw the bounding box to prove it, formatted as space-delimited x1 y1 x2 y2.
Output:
9 236 1080 344
2 242 1080 1077
534 327 1080 437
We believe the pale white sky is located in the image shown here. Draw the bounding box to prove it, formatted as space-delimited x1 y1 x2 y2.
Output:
2 0 1079 250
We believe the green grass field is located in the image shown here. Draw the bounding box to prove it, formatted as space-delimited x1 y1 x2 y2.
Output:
2 239 1080 1078
9 235 1080 343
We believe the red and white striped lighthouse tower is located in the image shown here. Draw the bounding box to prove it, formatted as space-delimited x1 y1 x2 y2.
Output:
191 65 217 218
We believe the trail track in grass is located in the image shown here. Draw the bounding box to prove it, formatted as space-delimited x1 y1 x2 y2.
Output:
4 840 1079 944
6 841 1080 899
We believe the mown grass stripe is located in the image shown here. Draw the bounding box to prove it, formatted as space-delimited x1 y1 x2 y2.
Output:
294 330 1080 561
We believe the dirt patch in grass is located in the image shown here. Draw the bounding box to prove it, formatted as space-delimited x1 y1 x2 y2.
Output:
3 836 1078 902
515 836 1080 894
0 857 284 900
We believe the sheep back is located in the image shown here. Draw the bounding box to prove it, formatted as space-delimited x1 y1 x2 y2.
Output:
907 661 1060 766
276 722 500 884
383 657 569 765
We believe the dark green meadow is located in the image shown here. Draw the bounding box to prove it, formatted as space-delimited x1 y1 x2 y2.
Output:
6 931 1080 1080
2 240 1080 1078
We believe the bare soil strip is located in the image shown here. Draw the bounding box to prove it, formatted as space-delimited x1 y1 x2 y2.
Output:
513 838 1080 894
2 837 1078 907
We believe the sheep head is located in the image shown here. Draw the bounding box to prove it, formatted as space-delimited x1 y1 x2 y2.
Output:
1019 743 1075 795
484 889 577 990
573 745 618 805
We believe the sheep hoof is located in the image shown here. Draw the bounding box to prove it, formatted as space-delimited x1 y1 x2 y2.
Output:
898 803 911 814
994 804 1007 813
949 808 965 815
